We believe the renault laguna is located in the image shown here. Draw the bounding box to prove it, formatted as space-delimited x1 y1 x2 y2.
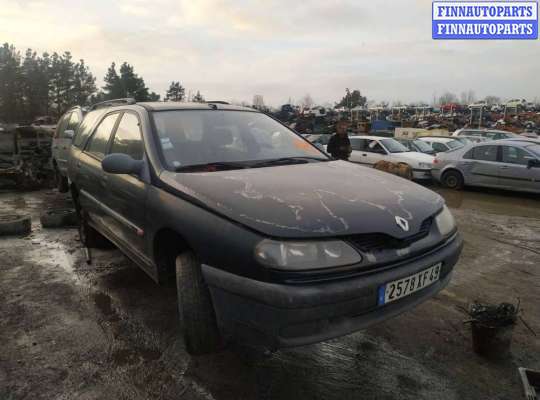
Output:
67 100 463 354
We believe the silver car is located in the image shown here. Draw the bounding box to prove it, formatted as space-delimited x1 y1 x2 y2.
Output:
51 106 85 192
432 139 540 194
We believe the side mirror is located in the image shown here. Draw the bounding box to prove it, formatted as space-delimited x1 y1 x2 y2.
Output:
64 129 75 139
102 153 143 175
527 158 540 169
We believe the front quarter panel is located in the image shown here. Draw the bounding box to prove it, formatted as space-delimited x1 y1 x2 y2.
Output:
146 185 268 281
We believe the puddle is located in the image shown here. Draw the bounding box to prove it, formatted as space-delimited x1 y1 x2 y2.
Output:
433 187 540 218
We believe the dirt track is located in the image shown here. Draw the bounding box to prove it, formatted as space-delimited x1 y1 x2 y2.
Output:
1 185 539 400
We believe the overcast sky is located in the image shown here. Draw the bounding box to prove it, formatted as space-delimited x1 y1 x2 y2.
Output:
1 0 539 106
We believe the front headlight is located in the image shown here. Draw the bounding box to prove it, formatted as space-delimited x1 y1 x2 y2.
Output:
435 205 456 237
418 162 432 169
255 239 362 270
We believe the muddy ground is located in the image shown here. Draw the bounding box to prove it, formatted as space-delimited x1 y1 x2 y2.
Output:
0 185 539 400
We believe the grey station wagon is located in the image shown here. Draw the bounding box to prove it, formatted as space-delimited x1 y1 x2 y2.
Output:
68 99 463 354
432 139 540 194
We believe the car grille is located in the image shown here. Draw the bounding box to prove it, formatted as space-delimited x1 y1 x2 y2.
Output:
346 217 433 252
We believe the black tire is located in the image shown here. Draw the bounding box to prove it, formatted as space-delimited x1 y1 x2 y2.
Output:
442 170 464 190
40 208 78 228
175 252 221 355
0 214 31 236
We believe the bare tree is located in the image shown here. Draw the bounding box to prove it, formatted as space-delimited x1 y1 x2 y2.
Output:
438 91 458 105
301 93 314 109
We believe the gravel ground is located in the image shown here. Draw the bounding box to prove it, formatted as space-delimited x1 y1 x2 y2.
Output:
0 185 539 400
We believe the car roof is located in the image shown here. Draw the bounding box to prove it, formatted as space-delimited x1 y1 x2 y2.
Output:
418 137 455 143
492 138 540 146
349 135 392 140
137 102 255 112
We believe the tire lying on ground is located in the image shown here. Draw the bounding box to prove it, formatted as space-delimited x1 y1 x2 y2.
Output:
0 214 32 236
40 208 78 228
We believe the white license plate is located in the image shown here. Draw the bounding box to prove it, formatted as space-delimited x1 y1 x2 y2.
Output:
378 263 442 305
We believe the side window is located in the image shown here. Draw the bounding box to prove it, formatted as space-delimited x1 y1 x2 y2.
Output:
54 113 71 139
463 148 474 159
66 112 81 133
110 113 144 160
350 138 363 151
472 145 498 162
501 146 529 165
432 143 447 152
367 140 386 154
73 110 104 149
85 113 119 159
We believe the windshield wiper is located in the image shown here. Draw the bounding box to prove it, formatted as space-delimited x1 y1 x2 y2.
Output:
175 161 251 172
251 156 329 168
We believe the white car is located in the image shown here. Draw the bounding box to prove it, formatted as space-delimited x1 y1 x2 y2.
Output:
417 137 464 153
348 136 434 180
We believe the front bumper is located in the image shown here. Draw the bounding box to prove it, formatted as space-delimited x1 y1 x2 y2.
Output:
203 233 463 349
412 168 432 180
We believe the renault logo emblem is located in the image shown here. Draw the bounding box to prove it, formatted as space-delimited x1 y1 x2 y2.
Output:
395 216 409 232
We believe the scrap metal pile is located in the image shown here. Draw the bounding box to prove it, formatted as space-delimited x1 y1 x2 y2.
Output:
0 121 56 189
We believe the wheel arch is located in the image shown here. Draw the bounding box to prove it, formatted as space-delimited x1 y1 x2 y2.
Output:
152 227 193 284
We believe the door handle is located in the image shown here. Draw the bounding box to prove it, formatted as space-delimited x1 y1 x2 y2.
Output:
362 153 367 156
499 166 509 169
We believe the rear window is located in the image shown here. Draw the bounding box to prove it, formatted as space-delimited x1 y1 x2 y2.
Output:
447 140 464 149
73 110 104 149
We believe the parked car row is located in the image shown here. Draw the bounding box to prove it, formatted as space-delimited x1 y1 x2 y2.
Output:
53 99 463 355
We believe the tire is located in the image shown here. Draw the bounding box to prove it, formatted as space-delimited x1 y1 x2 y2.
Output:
442 170 464 190
54 164 69 193
175 252 221 355
40 208 78 228
0 214 31 236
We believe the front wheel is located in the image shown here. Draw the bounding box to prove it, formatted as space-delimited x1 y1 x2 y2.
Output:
175 252 222 355
442 170 464 190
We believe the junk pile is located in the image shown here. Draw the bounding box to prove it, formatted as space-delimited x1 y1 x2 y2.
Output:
0 124 54 189
466 301 518 358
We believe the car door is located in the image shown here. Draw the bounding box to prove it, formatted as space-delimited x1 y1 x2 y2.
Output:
349 138 369 164
57 112 81 174
102 111 148 257
466 145 500 187
361 139 387 165
77 112 121 228
499 145 538 192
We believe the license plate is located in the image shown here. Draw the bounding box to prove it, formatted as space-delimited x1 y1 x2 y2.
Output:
378 263 442 305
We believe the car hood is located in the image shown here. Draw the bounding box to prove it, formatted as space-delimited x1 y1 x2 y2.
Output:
393 152 435 165
160 161 444 239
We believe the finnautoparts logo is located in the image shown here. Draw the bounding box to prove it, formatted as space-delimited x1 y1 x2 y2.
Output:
433 1 538 39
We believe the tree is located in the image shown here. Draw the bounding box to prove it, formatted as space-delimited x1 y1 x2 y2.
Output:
0 43 24 122
301 93 314 109
192 90 205 102
438 91 458 105
148 92 160 101
484 95 501 105
102 62 153 101
336 88 366 109
72 59 96 106
165 81 185 101
460 90 475 105
252 94 265 109
102 62 123 99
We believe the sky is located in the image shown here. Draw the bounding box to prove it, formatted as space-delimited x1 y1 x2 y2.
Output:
1 0 539 107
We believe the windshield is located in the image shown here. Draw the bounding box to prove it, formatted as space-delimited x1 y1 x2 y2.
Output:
380 138 409 153
153 110 327 169
447 140 464 149
412 140 433 152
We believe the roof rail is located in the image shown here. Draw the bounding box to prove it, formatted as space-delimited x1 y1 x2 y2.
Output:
90 98 136 111
204 101 229 105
